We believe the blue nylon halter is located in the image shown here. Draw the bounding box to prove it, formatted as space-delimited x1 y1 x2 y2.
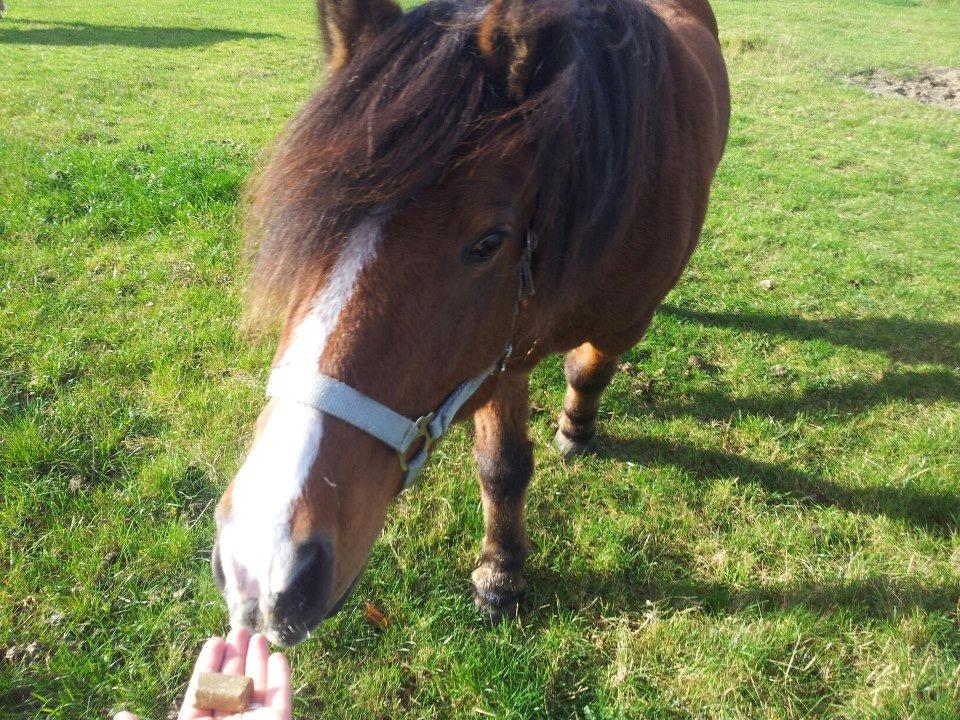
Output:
265 230 537 491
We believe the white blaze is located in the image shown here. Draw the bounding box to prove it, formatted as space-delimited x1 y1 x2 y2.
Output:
218 217 383 631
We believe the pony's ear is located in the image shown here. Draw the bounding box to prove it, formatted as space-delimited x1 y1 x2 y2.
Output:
477 0 565 99
317 0 403 70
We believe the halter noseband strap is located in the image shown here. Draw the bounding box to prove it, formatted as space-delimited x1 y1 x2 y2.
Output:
265 230 537 492
266 363 496 490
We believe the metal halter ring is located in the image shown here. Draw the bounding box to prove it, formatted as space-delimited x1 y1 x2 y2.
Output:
398 412 436 473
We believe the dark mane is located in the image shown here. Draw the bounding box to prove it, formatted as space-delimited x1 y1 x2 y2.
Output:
246 0 665 320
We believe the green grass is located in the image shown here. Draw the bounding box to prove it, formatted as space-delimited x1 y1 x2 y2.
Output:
2 0 959 717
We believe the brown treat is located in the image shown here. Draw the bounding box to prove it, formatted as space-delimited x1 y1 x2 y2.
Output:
194 672 253 714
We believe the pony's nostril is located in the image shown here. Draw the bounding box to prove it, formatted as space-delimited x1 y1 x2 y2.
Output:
271 537 334 643
241 599 262 631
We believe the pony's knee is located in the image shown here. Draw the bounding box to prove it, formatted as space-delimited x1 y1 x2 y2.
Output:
476 439 533 501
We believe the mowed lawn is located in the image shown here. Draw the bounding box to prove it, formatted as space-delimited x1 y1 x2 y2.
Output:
2 0 960 717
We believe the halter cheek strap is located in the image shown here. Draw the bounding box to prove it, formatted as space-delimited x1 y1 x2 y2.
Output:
264 230 537 492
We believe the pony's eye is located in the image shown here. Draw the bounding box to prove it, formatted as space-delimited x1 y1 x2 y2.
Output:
462 231 506 265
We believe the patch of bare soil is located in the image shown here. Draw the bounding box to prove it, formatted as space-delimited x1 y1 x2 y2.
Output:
851 67 960 110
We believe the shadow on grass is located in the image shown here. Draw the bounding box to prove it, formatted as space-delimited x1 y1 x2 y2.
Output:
595 306 960 531
660 305 960 366
0 18 282 48
516 307 960 626
595 434 959 532
632 367 960 424
525 561 960 623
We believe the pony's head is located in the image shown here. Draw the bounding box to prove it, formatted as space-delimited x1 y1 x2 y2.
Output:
212 0 662 645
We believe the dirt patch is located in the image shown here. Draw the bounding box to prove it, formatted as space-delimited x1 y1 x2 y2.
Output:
851 67 960 110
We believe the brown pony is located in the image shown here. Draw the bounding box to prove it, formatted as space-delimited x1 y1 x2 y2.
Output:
212 0 729 646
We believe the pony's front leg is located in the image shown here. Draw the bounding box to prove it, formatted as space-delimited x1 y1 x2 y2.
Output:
471 370 532 620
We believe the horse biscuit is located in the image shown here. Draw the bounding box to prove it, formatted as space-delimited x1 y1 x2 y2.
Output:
194 671 253 714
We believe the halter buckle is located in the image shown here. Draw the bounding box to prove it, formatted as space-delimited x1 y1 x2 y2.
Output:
397 411 436 473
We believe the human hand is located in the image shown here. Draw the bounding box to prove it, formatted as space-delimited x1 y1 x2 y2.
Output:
114 628 292 720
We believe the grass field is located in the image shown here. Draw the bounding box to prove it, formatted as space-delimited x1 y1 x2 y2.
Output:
2 0 960 718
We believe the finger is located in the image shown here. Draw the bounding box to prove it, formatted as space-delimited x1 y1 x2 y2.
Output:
179 637 226 720
114 712 139 720
265 652 292 720
210 629 252 720
245 633 270 702
218 709 275 720
219 627 251 677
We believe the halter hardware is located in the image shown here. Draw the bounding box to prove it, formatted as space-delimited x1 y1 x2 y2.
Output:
398 412 436 474
265 229 537 491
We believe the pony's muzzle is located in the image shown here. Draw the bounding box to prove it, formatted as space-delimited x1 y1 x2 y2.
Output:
212 536 335 647
268 537 334 646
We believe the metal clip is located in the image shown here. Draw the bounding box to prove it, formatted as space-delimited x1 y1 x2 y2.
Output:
397 411 436 473
498 343 514 373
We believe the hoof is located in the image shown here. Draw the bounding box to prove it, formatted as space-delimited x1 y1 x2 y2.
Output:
554 429 592 458
471 565 524 621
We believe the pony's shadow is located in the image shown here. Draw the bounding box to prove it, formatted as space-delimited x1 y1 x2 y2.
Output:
594 434 960 532
611 366 960 426
524 560 960 625
659 304 960 367
520 306 960 625
524 520 958 626
0 18 282 48
514 442 958 639
595 304 960 532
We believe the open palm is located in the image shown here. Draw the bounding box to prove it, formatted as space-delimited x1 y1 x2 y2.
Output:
115 629 292 720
